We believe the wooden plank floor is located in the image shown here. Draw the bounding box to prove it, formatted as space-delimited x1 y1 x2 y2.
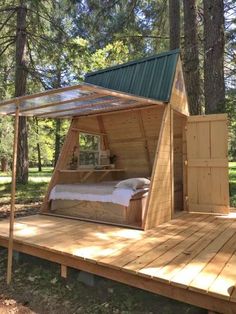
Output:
0 212 236 313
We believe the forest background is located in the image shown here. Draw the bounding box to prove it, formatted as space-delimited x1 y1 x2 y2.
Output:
0 0 235 184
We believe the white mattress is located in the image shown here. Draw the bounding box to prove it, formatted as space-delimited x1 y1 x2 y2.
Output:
49 181 148 207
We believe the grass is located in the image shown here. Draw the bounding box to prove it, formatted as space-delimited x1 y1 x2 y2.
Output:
229 162 236 207
0 167 53 204
0 163 236 206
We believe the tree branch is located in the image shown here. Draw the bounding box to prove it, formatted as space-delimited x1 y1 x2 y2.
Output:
0 6 16 13
0 40 14 57
0 10 16 33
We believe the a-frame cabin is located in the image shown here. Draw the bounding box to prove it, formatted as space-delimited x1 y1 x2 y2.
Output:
37 49 229 230
0 50 234 314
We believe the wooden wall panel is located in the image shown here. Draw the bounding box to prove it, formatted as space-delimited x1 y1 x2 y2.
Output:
143 105 172 230
186 114 229 214
101 107 164 178
76 116 101 133
72 108 164 179
42 106 166 217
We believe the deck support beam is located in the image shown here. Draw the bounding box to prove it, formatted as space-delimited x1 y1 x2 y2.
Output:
7 106 19 284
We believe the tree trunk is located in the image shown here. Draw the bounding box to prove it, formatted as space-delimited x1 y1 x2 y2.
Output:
15 4 28 184
37 143 42 172
169 0 180 50
1 158 8 172
203 0 225 113
183 0 201 115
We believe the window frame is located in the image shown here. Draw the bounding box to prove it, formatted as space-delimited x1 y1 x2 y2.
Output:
78 132 101 168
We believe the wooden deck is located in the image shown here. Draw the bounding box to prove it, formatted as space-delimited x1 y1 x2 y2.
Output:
0 212 236 313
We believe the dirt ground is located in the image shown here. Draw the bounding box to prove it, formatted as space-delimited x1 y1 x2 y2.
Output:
0 203 40 220
0 205 207 314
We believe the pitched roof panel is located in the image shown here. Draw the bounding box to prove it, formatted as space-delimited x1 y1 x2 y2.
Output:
85 49 179 102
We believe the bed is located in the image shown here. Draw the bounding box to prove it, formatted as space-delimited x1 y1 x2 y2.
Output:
49 179 149 226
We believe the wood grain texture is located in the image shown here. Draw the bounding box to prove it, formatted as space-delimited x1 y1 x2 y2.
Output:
186 114 229 214
51 197 145 226
0 213 236 313
144 104 172 229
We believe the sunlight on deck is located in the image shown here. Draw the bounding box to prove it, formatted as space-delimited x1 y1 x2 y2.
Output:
14 226 38 237
94 229 143 240
0 214 236 313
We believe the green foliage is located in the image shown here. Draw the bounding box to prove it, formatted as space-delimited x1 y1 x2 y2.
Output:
226 91 236 160
0 167 52 204
84 41 129 74
0 116 13 160
28 118 55 166
229 162 236 207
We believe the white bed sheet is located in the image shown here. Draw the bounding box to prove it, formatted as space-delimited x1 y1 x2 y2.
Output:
49 181 148 207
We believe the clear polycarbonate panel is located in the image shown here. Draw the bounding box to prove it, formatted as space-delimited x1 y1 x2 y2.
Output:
39 99 140 118
0 103 16 115
19 96 117 116
0 87 92 115
0 83 151 118
19 90 91 111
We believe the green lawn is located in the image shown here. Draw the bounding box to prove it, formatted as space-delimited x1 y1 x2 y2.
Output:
0 167 53 204
229 161 236 207
0 164 236 207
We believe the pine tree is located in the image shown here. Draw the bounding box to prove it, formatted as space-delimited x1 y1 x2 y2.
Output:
203 0 225 113
183 0 201 115
169 0 180 50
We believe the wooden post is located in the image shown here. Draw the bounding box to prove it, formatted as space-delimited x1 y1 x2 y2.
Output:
61 264 67 278
7 106 19 284
170 108 174 217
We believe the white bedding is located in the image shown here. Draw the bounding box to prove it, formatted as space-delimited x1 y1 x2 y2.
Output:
49 181 148 207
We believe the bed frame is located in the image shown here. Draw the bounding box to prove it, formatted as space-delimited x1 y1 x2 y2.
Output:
51 195 147 226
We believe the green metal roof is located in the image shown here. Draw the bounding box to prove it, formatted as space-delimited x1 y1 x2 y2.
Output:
85 49 180 102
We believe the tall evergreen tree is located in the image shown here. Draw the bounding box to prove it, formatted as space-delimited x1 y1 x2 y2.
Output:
15 3 28 183
183 0 201 115
169 0 180 50
203 0 225 113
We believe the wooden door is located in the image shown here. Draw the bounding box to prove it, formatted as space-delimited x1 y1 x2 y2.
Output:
186 114 229 214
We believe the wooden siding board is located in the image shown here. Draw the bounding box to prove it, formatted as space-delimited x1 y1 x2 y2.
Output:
186 114 229 214
144 104 172 229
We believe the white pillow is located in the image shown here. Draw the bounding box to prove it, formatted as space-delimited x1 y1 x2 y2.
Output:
115 178 150 190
